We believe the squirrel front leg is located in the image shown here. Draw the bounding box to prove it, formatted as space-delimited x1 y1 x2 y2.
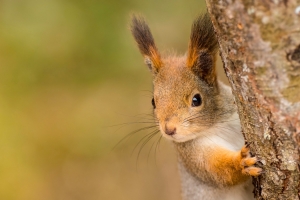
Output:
206 144 262 186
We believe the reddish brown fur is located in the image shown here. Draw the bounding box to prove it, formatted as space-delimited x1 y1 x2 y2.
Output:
131 13 262 197
131 15 162 71
149 46 163 68
208 146 261 185
176 142 262 187
186 13 218 86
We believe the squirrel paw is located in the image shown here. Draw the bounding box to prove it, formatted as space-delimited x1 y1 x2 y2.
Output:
240 144 262 176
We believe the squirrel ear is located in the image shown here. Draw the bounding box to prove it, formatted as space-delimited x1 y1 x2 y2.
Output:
131 15 162 74
187 13 218 86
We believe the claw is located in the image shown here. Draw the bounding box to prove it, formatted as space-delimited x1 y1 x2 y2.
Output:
243 166 263 176
241 157 257 167
245 142 252 148
240 145 263 177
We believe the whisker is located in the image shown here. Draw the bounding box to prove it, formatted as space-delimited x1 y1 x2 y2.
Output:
112 112 154 118
112 125 158 151
107 121 158 128
136 131 159 169
140 90 154 94
131 129 159 156
147 134 160 163
183 110 238 125
155 135 163 166
183 113 212 123
182 112 205 123
182 108 236 124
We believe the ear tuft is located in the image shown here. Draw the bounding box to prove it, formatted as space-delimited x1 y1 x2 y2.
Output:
187 13 218 85
131 15 162 72
191 50 216 85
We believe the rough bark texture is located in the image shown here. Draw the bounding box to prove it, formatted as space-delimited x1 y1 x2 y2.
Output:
205 0 300 199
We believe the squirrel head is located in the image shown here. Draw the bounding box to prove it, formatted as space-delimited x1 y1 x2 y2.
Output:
131 14 231 143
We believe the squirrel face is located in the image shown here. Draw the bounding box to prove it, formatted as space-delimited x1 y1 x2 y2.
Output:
152 56 220 142
131 14 224 143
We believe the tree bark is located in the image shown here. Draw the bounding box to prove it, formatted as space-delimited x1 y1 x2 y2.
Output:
205 0 300 199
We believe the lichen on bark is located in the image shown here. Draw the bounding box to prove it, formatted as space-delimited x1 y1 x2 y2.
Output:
206 0 300 199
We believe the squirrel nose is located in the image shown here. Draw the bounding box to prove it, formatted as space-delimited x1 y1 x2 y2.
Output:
165 127 176 136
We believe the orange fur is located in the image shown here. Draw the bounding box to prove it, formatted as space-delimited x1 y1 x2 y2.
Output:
207 145 261 186
186 13 218 86
186 46 199 67
132 13 262 198
186 48 218 82
149 46 163 68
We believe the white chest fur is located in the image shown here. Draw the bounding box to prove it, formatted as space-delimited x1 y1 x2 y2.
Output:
199 112 244 151
178 113 255 200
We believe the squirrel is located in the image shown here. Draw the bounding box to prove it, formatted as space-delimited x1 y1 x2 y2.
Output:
131 13 262 200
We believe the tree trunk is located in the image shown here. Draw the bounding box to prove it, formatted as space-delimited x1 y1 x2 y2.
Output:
205 0 300 199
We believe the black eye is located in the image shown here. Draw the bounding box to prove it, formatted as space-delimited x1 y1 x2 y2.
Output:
191 94 202 107
151 98 156 109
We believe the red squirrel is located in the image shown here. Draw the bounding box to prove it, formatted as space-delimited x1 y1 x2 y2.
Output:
131 13 262 200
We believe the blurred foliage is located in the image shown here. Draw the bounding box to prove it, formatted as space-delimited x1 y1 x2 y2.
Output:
0 0 223 200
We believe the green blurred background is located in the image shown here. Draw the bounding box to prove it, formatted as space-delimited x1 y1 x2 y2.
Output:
0 0 227 199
